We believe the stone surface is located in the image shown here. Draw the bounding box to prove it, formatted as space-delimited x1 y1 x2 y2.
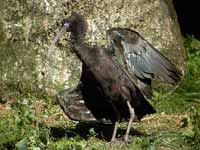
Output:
0 0 186 94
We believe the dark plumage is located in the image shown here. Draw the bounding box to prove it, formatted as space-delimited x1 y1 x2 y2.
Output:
56 82 96 122
106 28 181 98
53 12 181 142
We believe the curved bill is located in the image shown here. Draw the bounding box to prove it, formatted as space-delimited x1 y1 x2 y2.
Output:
48 26 67 59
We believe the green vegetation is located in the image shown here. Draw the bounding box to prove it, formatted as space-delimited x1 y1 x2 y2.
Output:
0 36 199 150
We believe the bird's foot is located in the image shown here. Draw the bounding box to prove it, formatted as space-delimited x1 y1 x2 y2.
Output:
109 141 114 145
124 137 132 145
109 139 116 146
109 139 126 147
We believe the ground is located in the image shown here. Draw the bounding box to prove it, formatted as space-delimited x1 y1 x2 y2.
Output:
0 36 199 150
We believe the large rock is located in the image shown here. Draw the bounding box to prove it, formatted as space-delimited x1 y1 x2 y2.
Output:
86 0 186 72
0 0 186 94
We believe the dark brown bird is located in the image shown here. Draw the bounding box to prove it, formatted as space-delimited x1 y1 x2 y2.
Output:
53 12 181 142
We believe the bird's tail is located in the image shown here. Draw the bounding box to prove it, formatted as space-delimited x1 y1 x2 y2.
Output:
131 87 156 120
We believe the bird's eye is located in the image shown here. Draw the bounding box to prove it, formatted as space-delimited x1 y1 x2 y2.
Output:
64 22 70 28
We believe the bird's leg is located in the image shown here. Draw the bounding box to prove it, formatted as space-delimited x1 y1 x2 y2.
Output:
124 101 135 143
110 102 120 143
110 122 119 142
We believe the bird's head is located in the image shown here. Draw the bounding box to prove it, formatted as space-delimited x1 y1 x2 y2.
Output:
48 12 87 58
62 12 87 37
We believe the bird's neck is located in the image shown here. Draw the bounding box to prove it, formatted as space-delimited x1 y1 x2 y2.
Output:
70 32 89 61
70 33 84 45
70 32 100 68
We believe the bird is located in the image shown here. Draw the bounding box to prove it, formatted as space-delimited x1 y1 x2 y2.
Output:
52 12 181 143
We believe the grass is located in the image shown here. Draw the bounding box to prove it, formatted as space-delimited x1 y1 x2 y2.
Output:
0 36 200 150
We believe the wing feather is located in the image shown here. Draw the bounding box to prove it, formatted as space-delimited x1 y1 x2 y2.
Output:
108 28 181 84
106 28 181 98
56 88 96 121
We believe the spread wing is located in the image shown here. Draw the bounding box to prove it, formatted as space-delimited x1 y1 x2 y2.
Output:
56 87 96 122
106 28 181 97
56 85 112 124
